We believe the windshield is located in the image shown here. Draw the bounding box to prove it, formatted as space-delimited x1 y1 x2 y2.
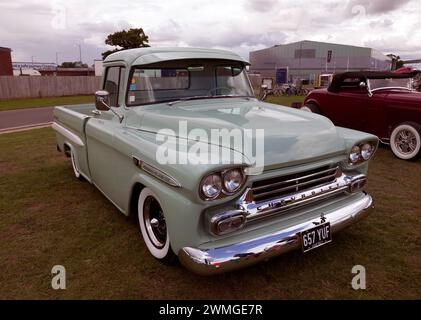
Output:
126 61 254 106
368 78 413 92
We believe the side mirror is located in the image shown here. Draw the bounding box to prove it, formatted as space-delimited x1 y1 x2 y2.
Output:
259 84 268 101
359 82 367 88
94 90 124 123
95 90 111 111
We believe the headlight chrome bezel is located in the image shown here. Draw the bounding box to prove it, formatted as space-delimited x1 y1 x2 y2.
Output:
222 168 244 194
200 173 223 200
200 167 246 200
347 140 377 166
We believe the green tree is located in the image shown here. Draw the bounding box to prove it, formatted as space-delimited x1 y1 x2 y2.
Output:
102 28 150 59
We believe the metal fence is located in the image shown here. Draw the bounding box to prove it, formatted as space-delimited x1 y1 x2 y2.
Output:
0 76 102 100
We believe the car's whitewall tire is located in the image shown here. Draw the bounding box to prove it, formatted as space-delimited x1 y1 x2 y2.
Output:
390 122 421 160
300 106 312 112
138 188 175 262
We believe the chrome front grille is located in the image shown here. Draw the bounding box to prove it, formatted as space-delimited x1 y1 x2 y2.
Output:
251 164 340 203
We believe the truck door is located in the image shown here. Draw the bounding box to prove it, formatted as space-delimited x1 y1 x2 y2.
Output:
85 65 129 212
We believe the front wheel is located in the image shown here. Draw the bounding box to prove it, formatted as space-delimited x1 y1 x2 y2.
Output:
138 188 176 264
390 122 421 160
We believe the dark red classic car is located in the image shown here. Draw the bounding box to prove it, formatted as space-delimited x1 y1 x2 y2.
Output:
302 71 421 160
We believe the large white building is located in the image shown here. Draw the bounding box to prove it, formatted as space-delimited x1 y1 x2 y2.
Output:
249 40 392 84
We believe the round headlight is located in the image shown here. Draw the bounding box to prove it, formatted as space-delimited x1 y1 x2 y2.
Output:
201 174 222 199
349 145 361 163
223 168 244 193
361 143 374 160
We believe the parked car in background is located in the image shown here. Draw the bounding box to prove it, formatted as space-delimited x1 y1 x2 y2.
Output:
303 71 421 160
53 48 377 275
13 68 41 76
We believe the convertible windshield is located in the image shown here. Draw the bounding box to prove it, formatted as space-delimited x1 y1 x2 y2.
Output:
368 78 413 92
126 61 254 106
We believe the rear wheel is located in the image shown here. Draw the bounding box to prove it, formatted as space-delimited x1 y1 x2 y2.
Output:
390 122 421 160
138 188 176 264
300 103 320 114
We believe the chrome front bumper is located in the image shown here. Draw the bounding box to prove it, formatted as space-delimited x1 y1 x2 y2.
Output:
178 192 373 276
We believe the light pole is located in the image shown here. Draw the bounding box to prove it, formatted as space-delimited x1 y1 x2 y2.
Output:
56 52 61 66
75 43 82 63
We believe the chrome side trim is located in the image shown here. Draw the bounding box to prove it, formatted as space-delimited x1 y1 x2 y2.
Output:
132 155 181 188
179 192 374 275
52 122 84 147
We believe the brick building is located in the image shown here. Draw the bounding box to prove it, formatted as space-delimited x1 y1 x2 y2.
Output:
0 47 13 76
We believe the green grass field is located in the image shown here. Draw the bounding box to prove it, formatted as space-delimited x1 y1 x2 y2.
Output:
264 95 306 107
0 96 94 111
0 128 420 299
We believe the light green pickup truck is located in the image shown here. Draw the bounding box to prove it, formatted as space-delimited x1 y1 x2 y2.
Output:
53 47 378 275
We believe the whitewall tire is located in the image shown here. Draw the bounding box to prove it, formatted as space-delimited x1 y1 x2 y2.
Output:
137 188 175 263
300 106 312 112
390 122 421 160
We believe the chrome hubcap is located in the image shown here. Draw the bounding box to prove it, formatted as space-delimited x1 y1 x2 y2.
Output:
143 196 167 248
395 130 417 154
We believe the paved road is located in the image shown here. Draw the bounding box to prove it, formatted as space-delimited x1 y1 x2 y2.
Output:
0 107 54 131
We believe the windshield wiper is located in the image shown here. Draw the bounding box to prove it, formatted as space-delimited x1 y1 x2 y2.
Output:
167 95 213 106
167 95 252 106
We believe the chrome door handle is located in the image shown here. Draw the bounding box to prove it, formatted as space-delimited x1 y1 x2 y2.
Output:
91 110 101 116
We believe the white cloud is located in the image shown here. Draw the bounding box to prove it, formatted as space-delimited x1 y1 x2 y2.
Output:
0 0 420 65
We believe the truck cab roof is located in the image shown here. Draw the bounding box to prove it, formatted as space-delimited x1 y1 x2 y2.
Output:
103 47 250 66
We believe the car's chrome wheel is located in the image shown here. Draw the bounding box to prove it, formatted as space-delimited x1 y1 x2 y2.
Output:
390 123 421 160
138 188 176 262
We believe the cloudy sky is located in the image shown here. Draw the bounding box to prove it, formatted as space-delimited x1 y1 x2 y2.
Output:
1 0 420 65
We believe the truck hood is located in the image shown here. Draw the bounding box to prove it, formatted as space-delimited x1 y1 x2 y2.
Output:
126 98 346 169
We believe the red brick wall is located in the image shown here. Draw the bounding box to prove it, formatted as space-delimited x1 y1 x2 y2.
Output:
0 49 13 76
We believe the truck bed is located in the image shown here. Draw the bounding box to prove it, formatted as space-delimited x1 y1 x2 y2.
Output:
53 103 95 181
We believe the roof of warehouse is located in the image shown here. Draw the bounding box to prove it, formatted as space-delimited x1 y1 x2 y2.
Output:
274 40 372 50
